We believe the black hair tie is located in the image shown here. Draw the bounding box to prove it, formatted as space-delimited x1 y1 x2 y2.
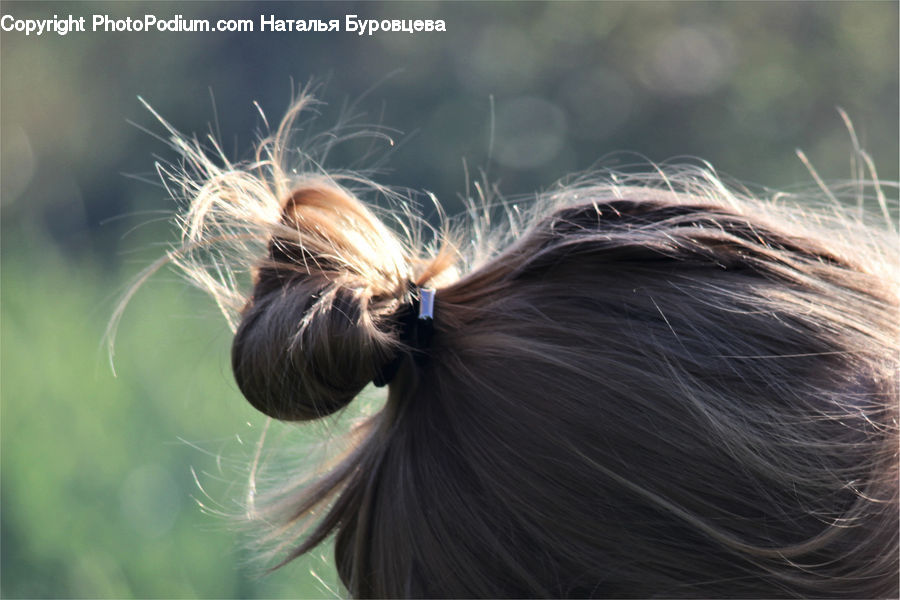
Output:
372 287 435 387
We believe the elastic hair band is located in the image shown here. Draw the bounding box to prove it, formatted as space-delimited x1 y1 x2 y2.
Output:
372 287 435 388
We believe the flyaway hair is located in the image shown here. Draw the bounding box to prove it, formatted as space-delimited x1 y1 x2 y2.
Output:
119 93 899 598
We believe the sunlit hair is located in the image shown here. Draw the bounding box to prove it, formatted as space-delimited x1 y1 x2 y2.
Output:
115 91 899 598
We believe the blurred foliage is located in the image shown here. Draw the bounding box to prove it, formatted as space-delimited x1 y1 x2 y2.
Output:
1 233 343 598
1 0 897 597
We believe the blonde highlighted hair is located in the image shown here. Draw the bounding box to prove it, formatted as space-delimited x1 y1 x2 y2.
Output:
121 92 899 597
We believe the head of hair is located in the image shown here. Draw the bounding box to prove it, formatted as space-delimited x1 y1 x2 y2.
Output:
141 93 899 598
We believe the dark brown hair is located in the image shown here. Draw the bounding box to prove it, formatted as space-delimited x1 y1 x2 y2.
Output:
124 95 899 598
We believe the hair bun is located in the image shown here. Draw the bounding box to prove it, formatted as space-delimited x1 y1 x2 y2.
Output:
231 183 412 420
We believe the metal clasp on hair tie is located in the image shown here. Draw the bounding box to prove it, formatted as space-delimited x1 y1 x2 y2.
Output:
372 287 435 388
418 288 435 321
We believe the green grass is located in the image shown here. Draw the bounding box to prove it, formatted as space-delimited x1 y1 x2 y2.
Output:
1 243 344 598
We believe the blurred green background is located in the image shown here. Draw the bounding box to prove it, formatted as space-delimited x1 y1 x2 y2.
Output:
1 1 897 597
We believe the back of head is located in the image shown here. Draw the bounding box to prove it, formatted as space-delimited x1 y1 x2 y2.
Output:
157 96 899 598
